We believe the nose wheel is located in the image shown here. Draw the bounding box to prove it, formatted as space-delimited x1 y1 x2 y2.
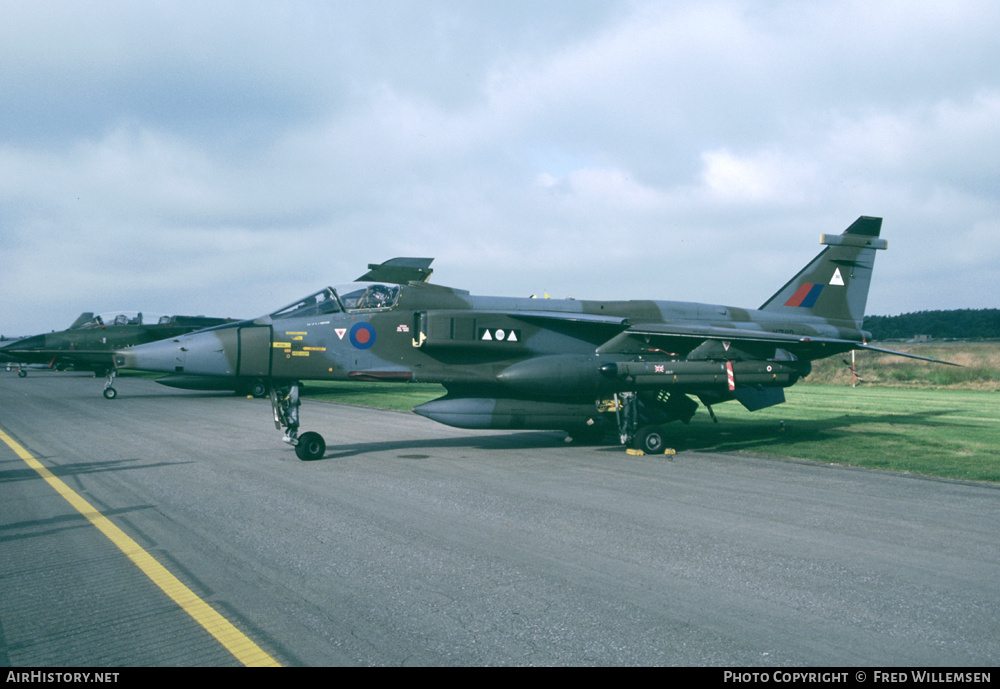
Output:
272 381 327 461
294 432 326 461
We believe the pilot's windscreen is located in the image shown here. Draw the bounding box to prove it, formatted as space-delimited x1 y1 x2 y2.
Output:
271 289 341 320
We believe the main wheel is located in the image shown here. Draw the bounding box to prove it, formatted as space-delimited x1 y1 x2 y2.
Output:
18 369 27 378
295 431 326 461
103 387 117 400
633 425 666 454
249 380 269 398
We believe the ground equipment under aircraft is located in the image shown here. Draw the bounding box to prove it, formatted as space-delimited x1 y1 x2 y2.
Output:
114 217 955 459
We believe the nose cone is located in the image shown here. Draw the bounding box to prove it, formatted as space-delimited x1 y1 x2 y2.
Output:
114 337 184 373
0 338 22 361
115 328 238 377
0 334 44 354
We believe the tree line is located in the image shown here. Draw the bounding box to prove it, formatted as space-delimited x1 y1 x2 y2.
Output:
863 309 1000 341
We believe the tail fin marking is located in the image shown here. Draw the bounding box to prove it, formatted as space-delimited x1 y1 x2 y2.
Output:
759 216 886 329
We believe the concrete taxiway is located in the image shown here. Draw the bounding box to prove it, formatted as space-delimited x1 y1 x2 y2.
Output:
1 373 998 666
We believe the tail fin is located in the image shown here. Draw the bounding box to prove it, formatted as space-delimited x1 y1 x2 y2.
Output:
759 216 886 329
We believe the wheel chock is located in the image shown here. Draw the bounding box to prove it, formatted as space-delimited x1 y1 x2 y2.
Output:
626 448 677 456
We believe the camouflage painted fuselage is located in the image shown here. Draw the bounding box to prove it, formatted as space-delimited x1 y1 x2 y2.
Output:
116 217 910 438
1 313 236 375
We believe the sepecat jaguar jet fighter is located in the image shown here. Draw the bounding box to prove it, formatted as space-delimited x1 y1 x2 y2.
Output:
114 216 954 460
1 311 236 391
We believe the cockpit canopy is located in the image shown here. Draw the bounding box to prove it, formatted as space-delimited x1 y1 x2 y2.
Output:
338 283 400 310
72 312 173 329
269 283 401 321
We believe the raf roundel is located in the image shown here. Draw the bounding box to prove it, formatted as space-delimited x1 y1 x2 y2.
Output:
349 322 376 349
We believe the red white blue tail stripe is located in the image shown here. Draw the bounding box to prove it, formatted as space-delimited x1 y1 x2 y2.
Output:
784 283 824 308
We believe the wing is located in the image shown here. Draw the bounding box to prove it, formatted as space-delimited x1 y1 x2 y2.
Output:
595 323 960 365
851 342 961 365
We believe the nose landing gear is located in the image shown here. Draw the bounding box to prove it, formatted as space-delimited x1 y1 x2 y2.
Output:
271 382 326 461
294 432 326 462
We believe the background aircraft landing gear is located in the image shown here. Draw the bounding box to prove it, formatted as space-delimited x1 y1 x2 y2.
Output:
249 379 269 398
103 371 117 399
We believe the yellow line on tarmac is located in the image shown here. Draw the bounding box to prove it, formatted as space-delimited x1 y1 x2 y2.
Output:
0 427 281 667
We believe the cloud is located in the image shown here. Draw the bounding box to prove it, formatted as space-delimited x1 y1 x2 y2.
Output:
1 0 998 335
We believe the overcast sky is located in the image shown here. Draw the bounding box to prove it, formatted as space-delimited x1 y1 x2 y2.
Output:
2 0 998 336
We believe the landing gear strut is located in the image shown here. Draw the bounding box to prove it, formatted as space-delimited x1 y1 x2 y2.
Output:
615 392 639 446
271 382 326 460
615 392 663 452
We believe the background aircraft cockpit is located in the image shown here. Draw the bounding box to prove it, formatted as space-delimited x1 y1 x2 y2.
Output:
73 312 165 329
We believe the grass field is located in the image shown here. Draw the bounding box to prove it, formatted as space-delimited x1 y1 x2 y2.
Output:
806 341 1000 390
300 343 1000 482
668 386 1000 482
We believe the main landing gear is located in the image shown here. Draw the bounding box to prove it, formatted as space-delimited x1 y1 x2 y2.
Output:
271 381 326 461
613 391 705 454
614 392 666 454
